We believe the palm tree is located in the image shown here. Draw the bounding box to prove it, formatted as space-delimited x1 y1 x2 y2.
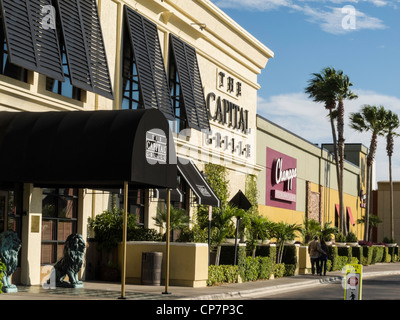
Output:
334 71 358 236
305 67 357 234
243 214 271 258
383 110 400 241
320 221 338 242
301 217 321 244
357 214 383 241
154 206 190 240
271 221 302 264
210 204 236 265
349 105 388 241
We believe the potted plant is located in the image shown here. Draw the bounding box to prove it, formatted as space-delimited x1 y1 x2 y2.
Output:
301 217 321 244
154 206 190 241
346 232 359 247
335 232 347 246
320 222 338 245
243 213 271 258
271 221 302 264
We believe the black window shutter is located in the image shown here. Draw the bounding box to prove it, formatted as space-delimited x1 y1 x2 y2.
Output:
79 0 113 99
0 0 64 81
56 0 113 99
124 6 174 120
169 34 210 131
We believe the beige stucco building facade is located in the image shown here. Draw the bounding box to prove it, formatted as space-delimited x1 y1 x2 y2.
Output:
256 115 368 241
0 0 273 287
375 181 400 243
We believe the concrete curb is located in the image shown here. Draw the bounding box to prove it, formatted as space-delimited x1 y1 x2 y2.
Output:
181 276 343 300
182 270 400 300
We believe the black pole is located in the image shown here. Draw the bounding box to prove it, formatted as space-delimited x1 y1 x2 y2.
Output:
208 206 211 266
234 217 240 265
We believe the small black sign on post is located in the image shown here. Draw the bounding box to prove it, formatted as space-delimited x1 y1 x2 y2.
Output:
229 190 252 265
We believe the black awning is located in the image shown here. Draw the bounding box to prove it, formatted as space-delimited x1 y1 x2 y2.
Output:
153 188 183 202
0 109 177 189
177 157 220 207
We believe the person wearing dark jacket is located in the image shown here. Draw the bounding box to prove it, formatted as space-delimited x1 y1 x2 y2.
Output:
308 236 325 275
319 239 329 276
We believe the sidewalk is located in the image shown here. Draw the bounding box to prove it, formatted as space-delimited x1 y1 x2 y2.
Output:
1 263 400 300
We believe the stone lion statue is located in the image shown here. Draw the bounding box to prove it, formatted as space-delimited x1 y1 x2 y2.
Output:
53 233 86 288
0 231 22 293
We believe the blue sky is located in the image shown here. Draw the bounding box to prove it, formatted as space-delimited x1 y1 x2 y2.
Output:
211 0 400 184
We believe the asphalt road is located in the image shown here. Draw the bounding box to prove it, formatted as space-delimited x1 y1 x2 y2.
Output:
248 275 400 300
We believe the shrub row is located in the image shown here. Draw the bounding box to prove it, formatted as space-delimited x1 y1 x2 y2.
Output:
326 245 399 272
0 259 5 293
207 256 296 286
209 244 400 286
208 243 299 286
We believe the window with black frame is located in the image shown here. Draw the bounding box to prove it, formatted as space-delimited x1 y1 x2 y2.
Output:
120 189 145 226
45 26 82 101
0 16 27 82
41 188 78 265
0 187 22 236
168 58 187 133
121 29 143 110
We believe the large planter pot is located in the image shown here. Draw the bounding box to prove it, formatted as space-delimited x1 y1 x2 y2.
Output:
223 239 236 244
347 242 359 247
386 243 397 247
335 242 347 247
284 240 296 245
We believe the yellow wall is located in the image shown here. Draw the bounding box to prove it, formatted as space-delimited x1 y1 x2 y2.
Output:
117 242 209 288
376 182 400 243
258 182 365 242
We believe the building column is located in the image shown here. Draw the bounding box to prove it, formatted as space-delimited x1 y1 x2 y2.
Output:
20 184 43 286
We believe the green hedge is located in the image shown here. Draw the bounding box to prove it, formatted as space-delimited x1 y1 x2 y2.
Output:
273 263 285 278
374 247 384 263
258 257 274 280
243 257 259 281
208 256 275 285
0 259 5 293
207 265 239 286
362 246 374 265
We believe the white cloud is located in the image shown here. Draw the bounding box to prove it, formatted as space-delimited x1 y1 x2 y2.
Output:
212 0 388 34
258 90 400 183
300 5 386 34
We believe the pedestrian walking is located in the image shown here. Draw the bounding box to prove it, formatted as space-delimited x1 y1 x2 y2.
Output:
319 239 329 276
308 236 325 275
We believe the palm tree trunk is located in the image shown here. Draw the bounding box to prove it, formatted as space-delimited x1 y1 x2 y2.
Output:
364 165 370 241
365 132 378 241
337 100 347 235
389 154 394 240
328 108 344 233
215 245 221 266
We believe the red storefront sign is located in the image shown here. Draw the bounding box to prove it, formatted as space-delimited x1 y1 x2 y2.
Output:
266 148 297 210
